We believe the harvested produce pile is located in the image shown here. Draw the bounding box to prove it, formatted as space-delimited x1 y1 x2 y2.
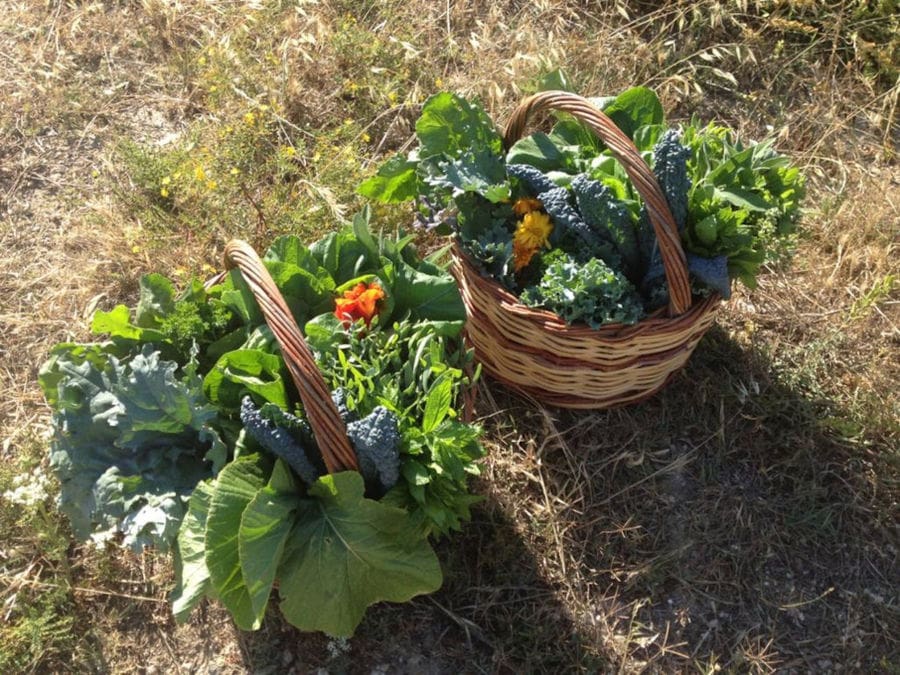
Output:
361 87 805 327
39 213 483 637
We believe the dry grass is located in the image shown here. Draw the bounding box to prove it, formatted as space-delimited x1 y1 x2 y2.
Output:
1 0 897 672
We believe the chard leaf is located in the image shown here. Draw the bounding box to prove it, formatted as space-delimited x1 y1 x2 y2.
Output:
171 479 215 623
238 486 298 624
278 472 441 638
204 454 270 631
203 349 289 410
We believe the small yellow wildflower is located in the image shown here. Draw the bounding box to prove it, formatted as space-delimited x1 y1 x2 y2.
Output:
513 196 543 216
161 175 171 185
201 263 216 274
206 180 217 191
387 91 398 103
280 145 296 157
312 151 321 162
131 244 141 254
198 56 207 66
209 85 218 93
160 187 170 198
194 166 206 181
343 118 353 126
362 132 371 143
243 111 256 126
174 267 187 277
230 167 240 175
434 77 444 88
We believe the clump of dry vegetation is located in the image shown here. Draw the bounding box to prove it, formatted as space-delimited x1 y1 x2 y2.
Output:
1 0 896 672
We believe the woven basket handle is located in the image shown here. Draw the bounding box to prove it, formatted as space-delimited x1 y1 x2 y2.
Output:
503 91 691 316
222 240 358 474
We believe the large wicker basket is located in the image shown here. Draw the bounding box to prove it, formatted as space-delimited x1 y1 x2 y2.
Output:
450 91 721 409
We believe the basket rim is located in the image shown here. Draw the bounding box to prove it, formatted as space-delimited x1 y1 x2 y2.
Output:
450 242 720 341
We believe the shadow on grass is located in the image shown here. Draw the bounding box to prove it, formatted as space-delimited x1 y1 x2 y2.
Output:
234 496 589 673
481 324 898 672
230 326 897 673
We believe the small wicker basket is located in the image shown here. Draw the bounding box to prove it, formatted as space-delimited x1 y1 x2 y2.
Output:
450 91 721 409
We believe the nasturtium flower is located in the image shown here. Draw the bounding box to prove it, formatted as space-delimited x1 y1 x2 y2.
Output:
512 211 553 271
512 196 543 216
334 281 385 328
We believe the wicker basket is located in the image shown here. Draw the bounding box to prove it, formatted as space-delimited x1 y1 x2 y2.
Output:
450 91 721 409
220 240 359 472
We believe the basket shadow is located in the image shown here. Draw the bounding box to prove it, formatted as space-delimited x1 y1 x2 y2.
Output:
472 323 897 670
230 496 586 674
228 326 896 673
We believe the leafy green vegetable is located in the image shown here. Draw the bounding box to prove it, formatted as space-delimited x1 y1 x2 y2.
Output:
279 472 442 638
42 212 483 638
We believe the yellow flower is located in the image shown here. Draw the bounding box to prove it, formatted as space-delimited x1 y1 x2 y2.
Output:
515 211 553 250
243 111 256 125
362 132 371 143
194 165 206 181
512 211 553 272
160 187 169 198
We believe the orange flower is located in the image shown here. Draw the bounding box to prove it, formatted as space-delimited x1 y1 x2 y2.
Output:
512 196 543 216
334 281 385 328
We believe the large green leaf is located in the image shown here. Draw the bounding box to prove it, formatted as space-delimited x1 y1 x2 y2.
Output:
415 92 502 158
278 472 442 637
91 305 166 343
505 132 570 172
238 486 298 624
171 479 215 623
391 262 466 322
135 273 176 327
203 349 289 410
204 454 269 631
357 154 420 203
601 86 665 140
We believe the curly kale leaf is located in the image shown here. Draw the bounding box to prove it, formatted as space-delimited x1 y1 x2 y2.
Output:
346 406 402 495
460 218 516 289
520 254 644 328
38 344 221 552
239 396 321 486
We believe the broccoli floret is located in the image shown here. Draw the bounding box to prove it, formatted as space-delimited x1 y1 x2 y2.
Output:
345 406 401 495
506 163 558 195
652 128 691 232
240 396 321 486
570 174 640 275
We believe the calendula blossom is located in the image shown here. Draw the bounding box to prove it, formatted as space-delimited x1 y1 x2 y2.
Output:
512 210 553 271
334 281 385 328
